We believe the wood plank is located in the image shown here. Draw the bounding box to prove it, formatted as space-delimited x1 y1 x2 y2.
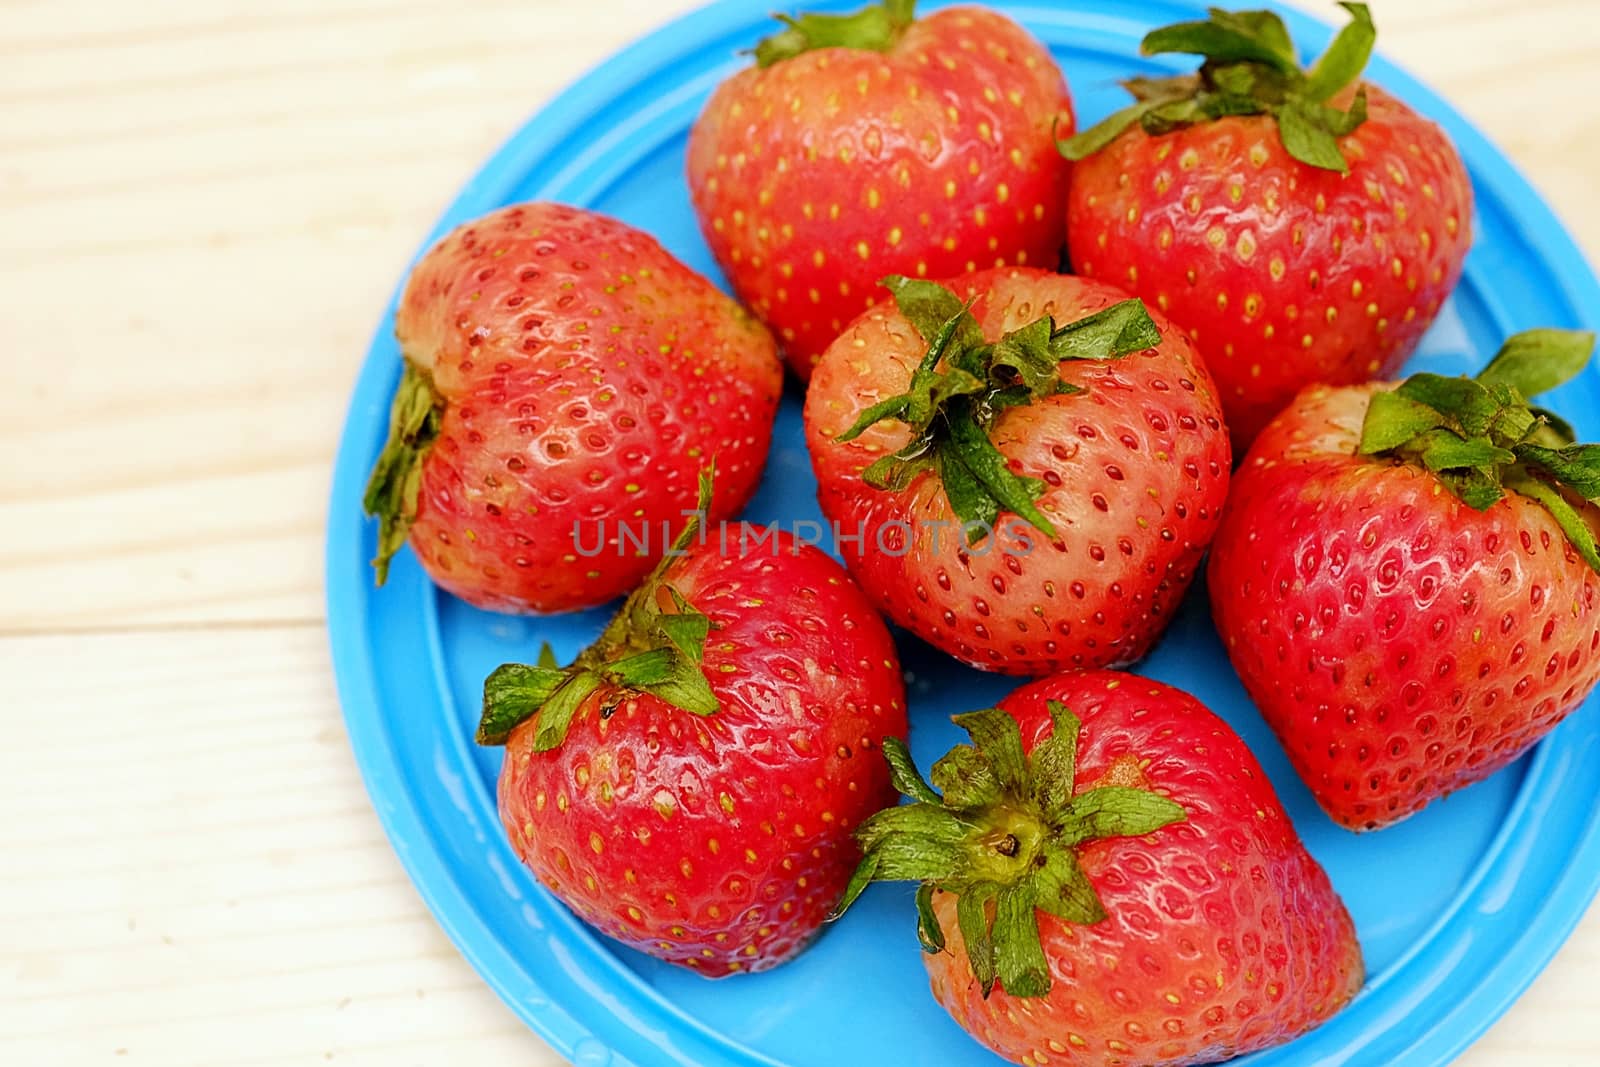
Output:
6 0 1600 1060
0 626 558 1066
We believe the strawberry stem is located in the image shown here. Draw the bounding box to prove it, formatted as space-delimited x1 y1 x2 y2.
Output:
836 276 1159 544
1058 3 1375 173
476 465 722 748
752 0 916 68
363 361 444 585
1358 329 1600 572
832 702 1186 999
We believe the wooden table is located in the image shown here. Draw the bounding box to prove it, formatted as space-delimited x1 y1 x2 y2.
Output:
4 1 1598 1063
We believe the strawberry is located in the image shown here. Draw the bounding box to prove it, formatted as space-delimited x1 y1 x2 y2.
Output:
478 470 908 975
1060 4 1472 449
835 669 1363 1065
804 268 1230 675
1210 329 1600 830
687 0 1074 379
363 202 782 613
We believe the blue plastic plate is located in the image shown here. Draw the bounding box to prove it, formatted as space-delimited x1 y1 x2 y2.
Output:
327 2 1600 1064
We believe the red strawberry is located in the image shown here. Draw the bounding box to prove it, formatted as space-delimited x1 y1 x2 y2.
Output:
1210 329 1600 830
363 202 782 613
1060 4 1472 449
687 0 1074 379
479 471 908 975
835 669 1363 1065
804 268 1230 675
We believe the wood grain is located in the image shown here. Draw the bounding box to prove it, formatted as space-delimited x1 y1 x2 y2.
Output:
3 0 1598 1064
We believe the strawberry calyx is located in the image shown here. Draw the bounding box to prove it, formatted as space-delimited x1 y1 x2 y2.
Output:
1059 3 1376 174
832 701 1185 998
363 361 445 585
752 0 915 68
836 276 1159 543
476 466 722 749
1359 328 1600 571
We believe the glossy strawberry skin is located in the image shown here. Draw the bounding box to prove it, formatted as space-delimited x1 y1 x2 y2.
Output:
688 7 1074 379
1210 383 1600 830
497 532 907 975
395 202 782 613
805 268 1231 675
926 671 1362 1066
1068 87 1472 448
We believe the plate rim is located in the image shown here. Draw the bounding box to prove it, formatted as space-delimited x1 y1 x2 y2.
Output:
326 2 1600 1065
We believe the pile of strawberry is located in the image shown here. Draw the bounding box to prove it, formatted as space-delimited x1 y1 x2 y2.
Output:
361 3 1600 1064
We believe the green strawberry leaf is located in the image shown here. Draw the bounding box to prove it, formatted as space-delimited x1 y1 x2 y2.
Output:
1514 443 1600 500
1047 298 1162 361
1323 85 1368 135
1026 841 1107 925
477 660 574 745
957 883 1000 997
528 670 602 753
636 656 720 718
1062 4 1377 170
949 708 1029 794
654 591 713 664
1475 328 1597 400
1028 701 1081 822
863 450 933 492
935 439 1001 535
837 394 913 443
1507 473 1600 572
1141 10 1299 74
929 737 1002 810
1395 374 1501 435
1530 406 1579 447
945 409 1058 540
475 464 723 749
752 0 916 68
993 884 1051 998
838 280 1152 544
914 883 946 953
668 465 716 555
855 802 974 854
1216 9 1297 64
605 647 678 687
884 736 943 805
833 849 880 919
831 702 1188 1000
1275 100 1350 174
1302 3 1376 101
1058 786 1187 844
1140 95 1217 136
1360 391 1449 453
1413 431 1515 473
1057 100 1156 160
1437 468 1506 512
1359 330 1600 570
854 809 968 883
991 316 1060 395
835 301 980 443
882 274 984 350
363 362 444 585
